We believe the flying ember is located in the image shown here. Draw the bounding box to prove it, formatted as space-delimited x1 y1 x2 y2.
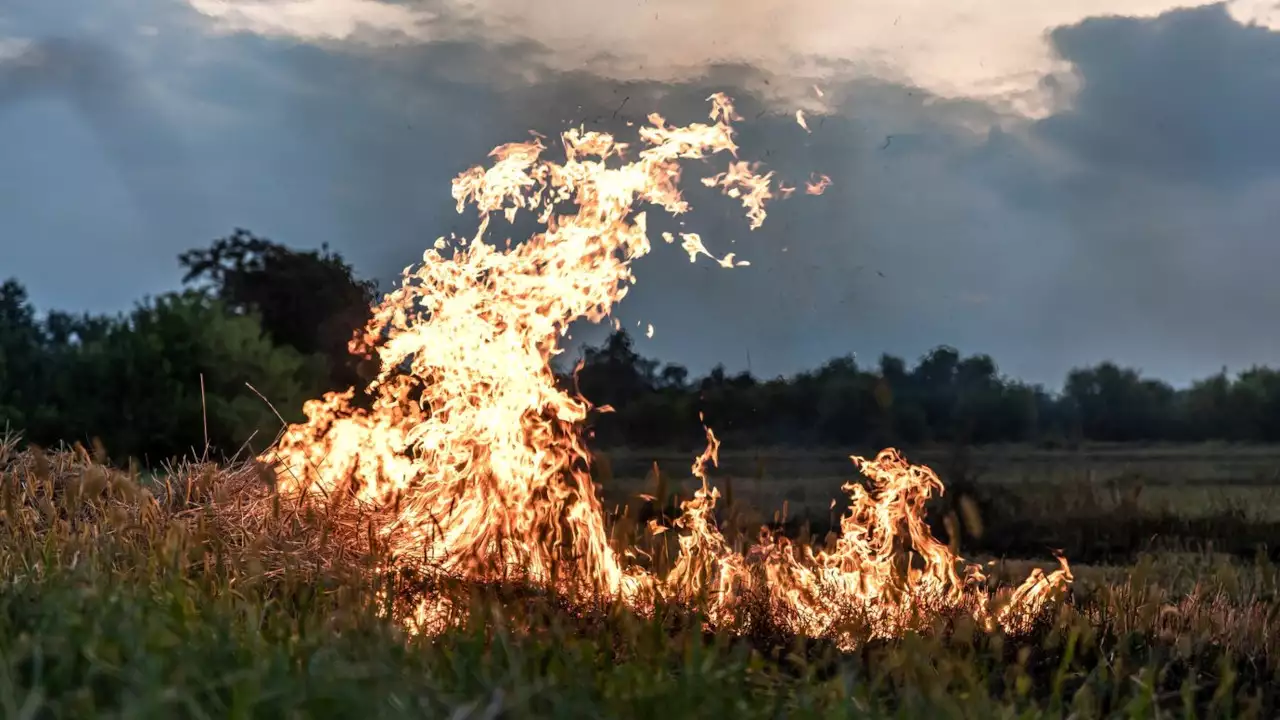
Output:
260 93 1071 647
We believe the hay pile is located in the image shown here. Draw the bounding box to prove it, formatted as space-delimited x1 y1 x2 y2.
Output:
0 434 385 587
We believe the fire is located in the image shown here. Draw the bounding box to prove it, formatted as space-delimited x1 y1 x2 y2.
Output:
261 93 1070 646
806 173 832 195
796 109 811 133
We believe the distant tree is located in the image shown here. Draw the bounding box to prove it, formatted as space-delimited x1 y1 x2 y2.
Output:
0 280 46 432
56 291 320 464
695 364 759 441
911 346 962 441
951 354 1019 444
1229 367 1280 442
574 330 661 444
656 363 689 391
21 254 1280 455
577 330 657 409
1182 370 1237 441
1063 362 1176 442
178 229 379 392
809 355 875 446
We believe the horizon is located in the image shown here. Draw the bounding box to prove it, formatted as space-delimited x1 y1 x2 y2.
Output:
8 265 1249 395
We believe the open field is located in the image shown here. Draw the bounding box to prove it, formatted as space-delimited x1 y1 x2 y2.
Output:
4 439 1280 717
596 445 1280 565
598 443 1280 490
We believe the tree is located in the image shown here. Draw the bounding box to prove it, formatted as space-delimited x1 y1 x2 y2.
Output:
56 292 320 464
178 229 379 392
1063 362 1176 442
698 364 761 440
0 280 53 434
809 355 876 446
1182 370 1237 441
576 330 657 410
1229 367 1280 441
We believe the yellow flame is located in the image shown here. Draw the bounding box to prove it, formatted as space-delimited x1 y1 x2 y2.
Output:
796 109 811 133
262 92 1070 647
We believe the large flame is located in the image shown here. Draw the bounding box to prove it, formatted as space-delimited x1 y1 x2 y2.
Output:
262 94 1071 647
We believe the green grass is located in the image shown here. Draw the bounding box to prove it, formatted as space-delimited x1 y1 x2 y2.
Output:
4 439 1280 718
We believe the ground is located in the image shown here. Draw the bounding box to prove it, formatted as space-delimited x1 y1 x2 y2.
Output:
2 439 1279 718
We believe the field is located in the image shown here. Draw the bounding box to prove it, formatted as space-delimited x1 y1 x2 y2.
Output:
3 435 1280 718
598 444 1280 563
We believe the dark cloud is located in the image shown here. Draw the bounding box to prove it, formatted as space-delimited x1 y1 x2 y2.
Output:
1038 4 1280 188
988 4 1280 384
5 1 1280 388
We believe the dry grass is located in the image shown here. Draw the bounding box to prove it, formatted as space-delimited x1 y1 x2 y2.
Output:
3 435 1280 717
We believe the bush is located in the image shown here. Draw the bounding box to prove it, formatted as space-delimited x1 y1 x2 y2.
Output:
49 291 321 464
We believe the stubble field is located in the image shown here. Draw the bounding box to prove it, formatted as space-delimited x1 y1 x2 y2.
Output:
3 435 1280 718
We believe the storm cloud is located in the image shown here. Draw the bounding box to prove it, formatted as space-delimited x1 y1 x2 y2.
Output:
3 1 1280 387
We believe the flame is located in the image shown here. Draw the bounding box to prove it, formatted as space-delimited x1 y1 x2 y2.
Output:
796 109 812 133
261 93 1070 647
806 173 832 195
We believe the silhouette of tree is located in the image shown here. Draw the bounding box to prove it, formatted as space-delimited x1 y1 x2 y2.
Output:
577 330 657 410
0 280 47 432
15 259 1280 455
1064 363 1176 441
178 229 378 392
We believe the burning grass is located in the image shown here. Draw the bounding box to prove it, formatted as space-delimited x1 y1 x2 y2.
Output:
254 93 1070 647
2 437 1280 717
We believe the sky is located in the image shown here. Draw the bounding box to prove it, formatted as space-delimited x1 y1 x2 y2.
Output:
3 1 1280 388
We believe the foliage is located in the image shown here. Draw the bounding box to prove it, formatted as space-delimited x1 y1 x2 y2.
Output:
10 228 1280 464
179 228 379 392
0 280 48 433
1 285 319 465
574 330 1280 450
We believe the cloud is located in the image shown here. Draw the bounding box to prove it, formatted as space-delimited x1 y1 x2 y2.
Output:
1037 4 1280 187
188 0 426 44
128 3 1280 386
8 0 1280 388
185 0 1280 117
0 37 33 61
982 4 1280 383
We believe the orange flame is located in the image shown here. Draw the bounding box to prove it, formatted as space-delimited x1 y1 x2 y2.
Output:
261 93 1070 646
806 173 832 195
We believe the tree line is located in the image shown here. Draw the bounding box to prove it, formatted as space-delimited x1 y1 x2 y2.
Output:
3 229 1280 465
577 330 1280 449
0 230 376 466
